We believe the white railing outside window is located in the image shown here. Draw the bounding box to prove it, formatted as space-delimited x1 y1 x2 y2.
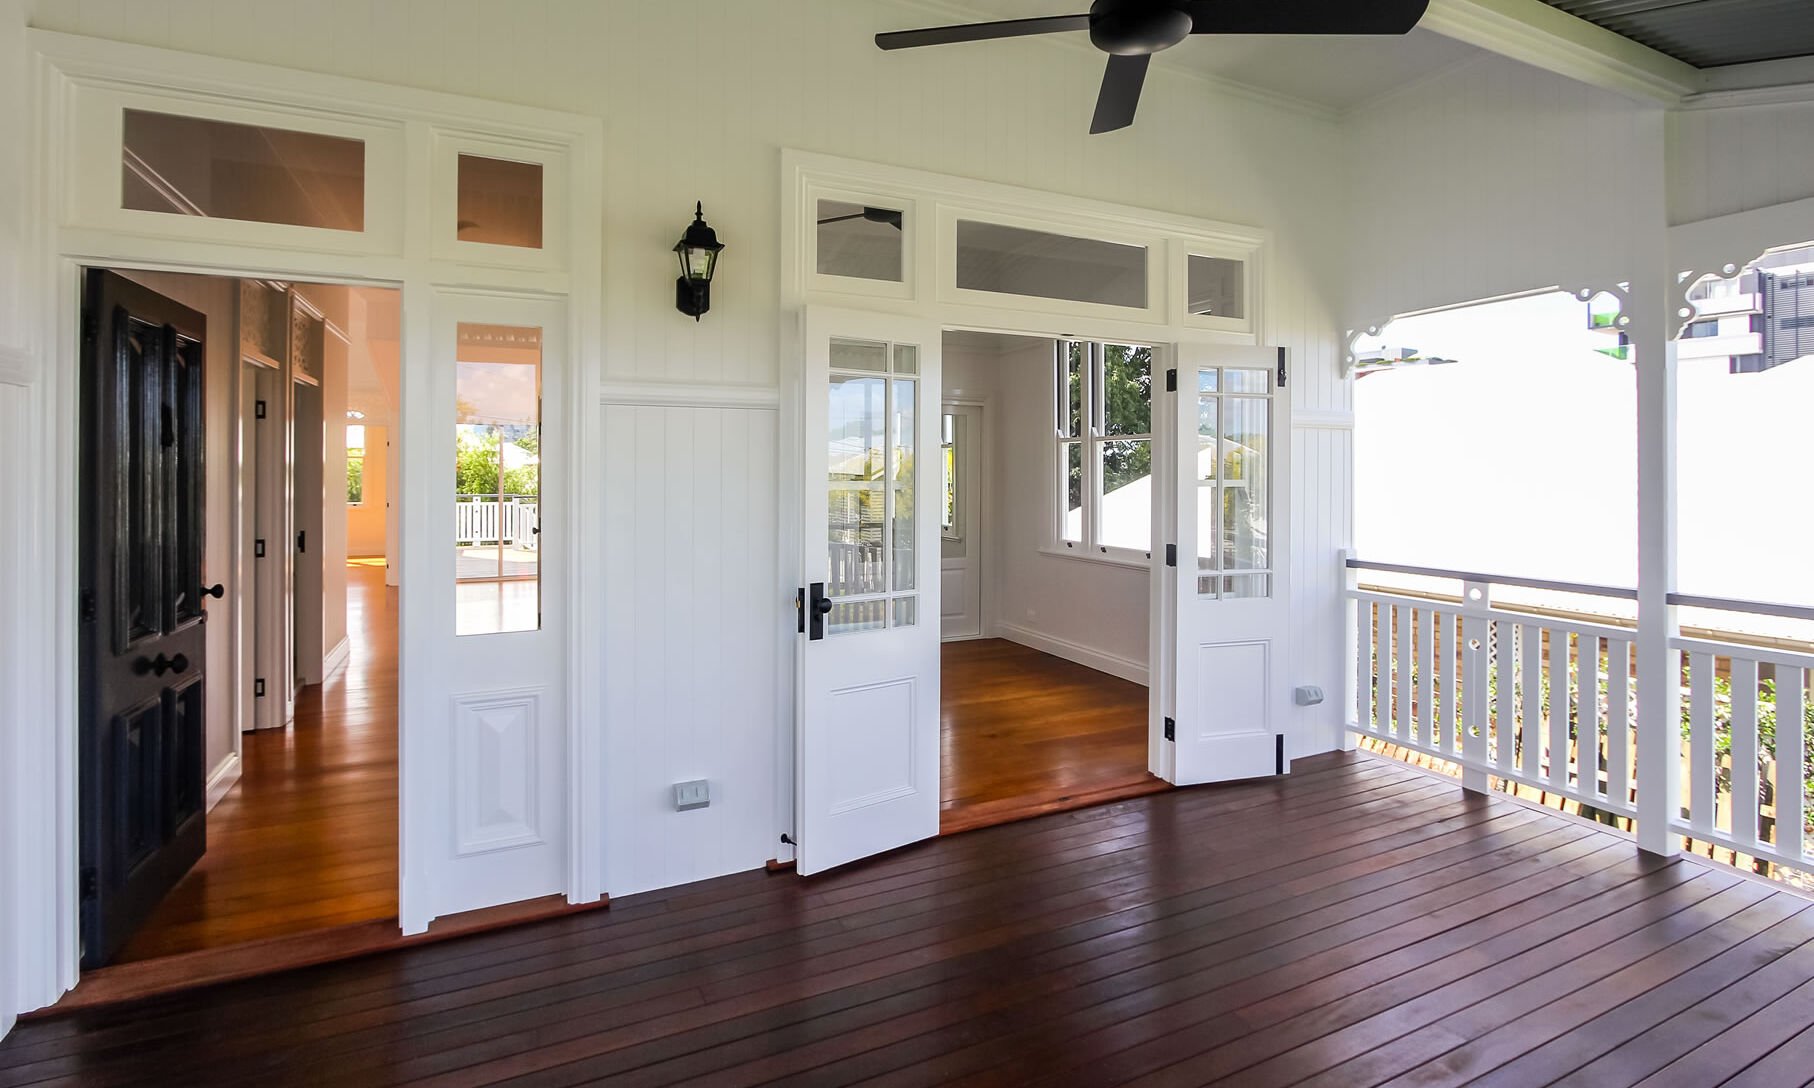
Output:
455 494 539 550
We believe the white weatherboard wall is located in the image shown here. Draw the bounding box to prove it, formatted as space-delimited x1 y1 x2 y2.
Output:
3 0 1355 947
1344 52 1668 326
985 341 1152 681
1668 101 1814 227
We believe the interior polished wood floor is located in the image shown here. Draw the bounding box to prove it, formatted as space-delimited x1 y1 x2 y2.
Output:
115 561 399 963
940 639 1166 834
9 752 1814 1086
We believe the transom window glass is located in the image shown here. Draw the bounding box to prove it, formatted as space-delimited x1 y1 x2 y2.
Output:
1196 367 1271 598
1055 340 1153 557
456 154 544 249
1187 255 1245 320
121 109 365 231
826 338 918 635
957 220 1147 309
454 323 541 636
817 199 905 282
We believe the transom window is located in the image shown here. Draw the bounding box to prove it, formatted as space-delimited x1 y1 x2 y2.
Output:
1054 340 1153 559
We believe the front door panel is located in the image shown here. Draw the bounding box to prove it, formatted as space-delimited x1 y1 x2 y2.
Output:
798 308 941 874
79 269 209 968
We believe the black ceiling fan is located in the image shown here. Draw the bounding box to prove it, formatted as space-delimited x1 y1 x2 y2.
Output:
876 0 1430 134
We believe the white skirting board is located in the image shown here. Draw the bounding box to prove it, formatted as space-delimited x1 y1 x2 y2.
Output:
994 622 1149 686
321 635 351 683
205 752 242 813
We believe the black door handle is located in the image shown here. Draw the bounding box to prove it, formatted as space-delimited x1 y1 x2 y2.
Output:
136 653 190 678
201 583 224 599
808 582 832 641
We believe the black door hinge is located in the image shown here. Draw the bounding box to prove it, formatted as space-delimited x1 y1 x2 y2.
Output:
297 530 306 554
1276 734 1286 775
1163 717 1176 742
80 590 95 623
255 538 266 558
254 678 266 698
81 311 98 342
1165 543 1177 568
795 587 806 634
1276 347 1287 388
255 399 267 420
80 867 98 901
1165 368 1177 392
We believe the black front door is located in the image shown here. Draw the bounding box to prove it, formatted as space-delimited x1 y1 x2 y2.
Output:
79 269 210 969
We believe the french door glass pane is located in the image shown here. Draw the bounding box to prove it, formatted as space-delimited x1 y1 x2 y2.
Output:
454 323 541 636
1220 396 1268 570
1221 367 1269 394
1098 439 1151 551
1196 383 1218 596
828 373 887 597
828 599 886 636
892 377 917 591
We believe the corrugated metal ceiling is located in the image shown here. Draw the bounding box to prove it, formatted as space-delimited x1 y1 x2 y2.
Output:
1541 0 1814 68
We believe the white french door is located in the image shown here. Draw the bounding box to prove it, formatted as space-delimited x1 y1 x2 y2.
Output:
1163 343 1291 785
797 307 942 875
399 290 569 930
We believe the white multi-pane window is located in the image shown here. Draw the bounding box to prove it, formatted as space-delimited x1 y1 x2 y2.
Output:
1053 340 1154 560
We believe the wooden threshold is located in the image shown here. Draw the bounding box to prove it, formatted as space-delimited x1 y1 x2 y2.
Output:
939 774 1172 836
34 892 608 1016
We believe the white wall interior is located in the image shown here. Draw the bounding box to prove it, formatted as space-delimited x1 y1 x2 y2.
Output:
5 0 1812 1028
945 332 1154 681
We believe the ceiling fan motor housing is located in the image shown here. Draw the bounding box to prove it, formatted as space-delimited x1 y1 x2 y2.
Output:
1088 0 1193 54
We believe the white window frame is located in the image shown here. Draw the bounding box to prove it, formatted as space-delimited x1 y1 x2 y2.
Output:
939 204 1166 325
1050 338 1157 568
805 183 920 302
1170 239 1262 337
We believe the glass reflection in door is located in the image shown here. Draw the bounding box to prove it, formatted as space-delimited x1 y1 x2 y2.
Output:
454 323 541 635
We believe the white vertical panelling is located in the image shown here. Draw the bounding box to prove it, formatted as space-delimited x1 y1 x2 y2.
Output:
602 403 779 896
1667 103 1814 227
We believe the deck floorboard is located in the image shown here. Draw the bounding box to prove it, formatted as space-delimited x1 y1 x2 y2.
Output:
5 752 1814 1087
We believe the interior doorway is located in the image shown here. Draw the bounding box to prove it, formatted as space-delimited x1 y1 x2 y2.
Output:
935 329 1168 835
79 267 404 968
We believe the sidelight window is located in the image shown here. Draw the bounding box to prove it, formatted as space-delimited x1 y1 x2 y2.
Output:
454 323 541 636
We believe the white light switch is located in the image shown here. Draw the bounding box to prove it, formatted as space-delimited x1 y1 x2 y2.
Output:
673 779 710 811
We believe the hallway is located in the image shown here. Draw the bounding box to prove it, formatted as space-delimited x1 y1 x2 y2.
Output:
116 561 399 962
940 639 1166 834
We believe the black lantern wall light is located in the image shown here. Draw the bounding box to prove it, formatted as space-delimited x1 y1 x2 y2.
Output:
673 201 725 320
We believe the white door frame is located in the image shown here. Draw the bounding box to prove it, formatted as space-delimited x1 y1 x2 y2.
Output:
8 31 604 1013
778 151 1272 867
939 397 989 642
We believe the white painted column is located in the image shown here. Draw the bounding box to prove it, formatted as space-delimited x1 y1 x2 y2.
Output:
1633 274 1681 857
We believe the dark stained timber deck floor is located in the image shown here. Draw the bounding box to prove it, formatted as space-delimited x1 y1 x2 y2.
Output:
8 751 1814 1087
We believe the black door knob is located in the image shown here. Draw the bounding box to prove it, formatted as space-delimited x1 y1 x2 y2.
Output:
814 596 834 615
201 583 224 599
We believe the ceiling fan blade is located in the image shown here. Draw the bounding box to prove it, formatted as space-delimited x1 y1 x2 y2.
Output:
876 14 1090 50
1089 53 1150 135
817 213 866 225
1183 0 1429 35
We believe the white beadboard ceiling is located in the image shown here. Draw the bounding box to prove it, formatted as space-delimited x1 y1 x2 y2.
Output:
885 2 1488 114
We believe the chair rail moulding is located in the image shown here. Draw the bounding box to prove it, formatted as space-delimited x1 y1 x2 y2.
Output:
14 27 605 1014
598 379 782 411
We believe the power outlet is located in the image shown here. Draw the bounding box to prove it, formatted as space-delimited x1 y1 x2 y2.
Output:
673 779 710 811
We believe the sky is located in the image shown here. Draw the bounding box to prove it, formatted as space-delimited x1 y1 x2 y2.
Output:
1354 289 1814 613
